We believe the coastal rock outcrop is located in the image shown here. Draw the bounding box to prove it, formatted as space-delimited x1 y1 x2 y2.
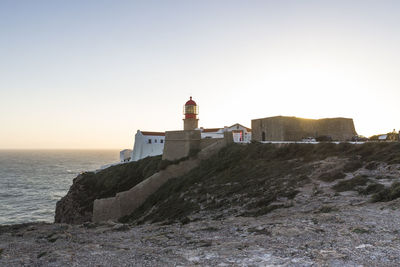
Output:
55 156 164 224
55 172 96 224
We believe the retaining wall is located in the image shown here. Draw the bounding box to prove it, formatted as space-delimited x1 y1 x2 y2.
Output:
92 136 232 222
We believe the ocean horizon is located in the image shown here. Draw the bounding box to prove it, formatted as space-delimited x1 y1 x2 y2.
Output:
0 149 119 225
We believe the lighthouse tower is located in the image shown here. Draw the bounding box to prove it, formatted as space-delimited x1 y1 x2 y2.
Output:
183 96 199 130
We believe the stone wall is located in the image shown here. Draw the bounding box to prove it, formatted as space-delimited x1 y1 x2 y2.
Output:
162 130 201 161
183 118 199 131
92 135 233 223
252 116 357 141
199 138 222 150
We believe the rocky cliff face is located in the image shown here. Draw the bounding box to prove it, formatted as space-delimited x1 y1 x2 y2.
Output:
55 172 96 224
55 156 164 224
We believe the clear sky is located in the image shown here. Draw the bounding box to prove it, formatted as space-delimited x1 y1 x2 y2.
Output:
1 0 399 149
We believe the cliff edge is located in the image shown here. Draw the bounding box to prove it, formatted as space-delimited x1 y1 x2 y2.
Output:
55 155 164 224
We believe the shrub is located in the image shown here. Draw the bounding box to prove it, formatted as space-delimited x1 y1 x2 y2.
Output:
372 182 400 202
358 183 385 195
316 206 339 213
352 228 370 234
318 171 346 182
343 160 363 172
365 161 379 170
332 175 370 192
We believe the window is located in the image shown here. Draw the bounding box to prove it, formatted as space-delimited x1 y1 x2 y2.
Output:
148 139 152 144
160 139 164 143
262 132 266 141
155 139 157 143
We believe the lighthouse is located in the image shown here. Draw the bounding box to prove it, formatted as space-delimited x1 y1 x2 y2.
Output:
183 96 199 130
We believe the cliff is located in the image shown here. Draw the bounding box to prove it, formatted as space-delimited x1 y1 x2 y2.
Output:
55 155 164 224
57 141 400 225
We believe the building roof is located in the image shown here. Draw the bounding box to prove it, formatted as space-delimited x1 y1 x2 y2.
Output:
251 115 353 123
141 131 165 136
200 124 252 133
228 123 252 132
202 128 222 133
185 96 197 106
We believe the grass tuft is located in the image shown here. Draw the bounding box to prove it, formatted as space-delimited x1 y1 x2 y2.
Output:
316 206 339 213
318 171 346 182
372 182 400 202
352 227 370 234
343 160 363 172
332 175 370 192
358 183 385 195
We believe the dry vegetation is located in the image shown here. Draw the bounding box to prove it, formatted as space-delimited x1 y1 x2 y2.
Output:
120 142 400 224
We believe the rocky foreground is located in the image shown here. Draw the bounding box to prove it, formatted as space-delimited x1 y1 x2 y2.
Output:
2 182 400 266
2 143 400 266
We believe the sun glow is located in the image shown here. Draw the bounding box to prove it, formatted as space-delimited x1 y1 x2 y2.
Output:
1 1 399 149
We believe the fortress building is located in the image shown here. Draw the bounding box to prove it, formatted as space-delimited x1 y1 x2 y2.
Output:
252 116 357 142
124 96 251 162
162 97 246 161
122 99 358 163
162 97 202 161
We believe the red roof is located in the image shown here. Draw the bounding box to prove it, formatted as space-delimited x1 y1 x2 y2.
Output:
141 131 165 136
201 124 252 133
185 96 197 106
229 123 252 132
202 128 222 133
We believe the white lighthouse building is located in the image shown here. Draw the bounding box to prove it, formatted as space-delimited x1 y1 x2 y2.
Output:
130 130 165 161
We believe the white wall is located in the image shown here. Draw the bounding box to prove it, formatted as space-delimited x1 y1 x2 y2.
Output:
200 124 251 142
120 149 133 162
131 130 165 161
225 124 252 142
201 132 223 139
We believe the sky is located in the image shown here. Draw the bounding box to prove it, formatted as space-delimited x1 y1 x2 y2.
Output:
1 0 399 149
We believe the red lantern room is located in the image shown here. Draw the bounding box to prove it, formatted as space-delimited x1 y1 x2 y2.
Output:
183 96 199 130
183 96 199 119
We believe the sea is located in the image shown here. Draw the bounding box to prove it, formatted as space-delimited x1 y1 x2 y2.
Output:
0 150 119 225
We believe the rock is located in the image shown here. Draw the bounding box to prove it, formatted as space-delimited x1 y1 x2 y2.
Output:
54 173 94 224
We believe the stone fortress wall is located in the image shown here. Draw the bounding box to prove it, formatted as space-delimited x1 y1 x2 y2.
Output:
162 130 233 161
252 116 357 141
162 130 201 161
92 133 234 222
